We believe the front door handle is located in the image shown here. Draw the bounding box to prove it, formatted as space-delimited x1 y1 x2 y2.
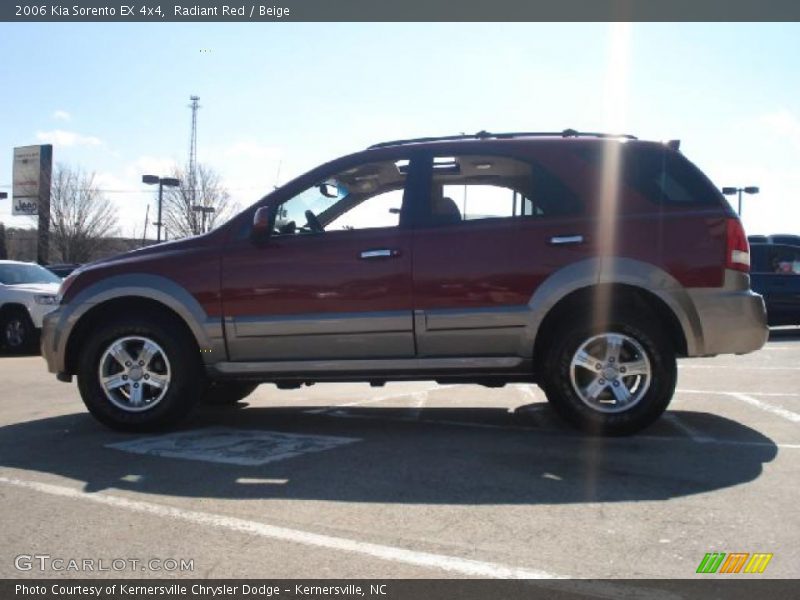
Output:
359 248 400 259
549 235 584 245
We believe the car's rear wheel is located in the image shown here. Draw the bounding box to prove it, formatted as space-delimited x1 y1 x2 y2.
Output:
77 314 204 431
202 381 259 406
1 309 36 354
541 311 677 435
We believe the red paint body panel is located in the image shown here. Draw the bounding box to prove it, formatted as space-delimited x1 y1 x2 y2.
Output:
62 235 223 317
412 217 594 310
221 228 413 317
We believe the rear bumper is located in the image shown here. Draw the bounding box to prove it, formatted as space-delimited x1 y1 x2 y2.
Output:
686 272 768 356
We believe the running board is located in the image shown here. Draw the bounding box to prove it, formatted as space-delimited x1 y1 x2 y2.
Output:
210 356 526 378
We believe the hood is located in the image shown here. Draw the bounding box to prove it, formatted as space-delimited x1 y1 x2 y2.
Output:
84 233 210 269
6 282 61 294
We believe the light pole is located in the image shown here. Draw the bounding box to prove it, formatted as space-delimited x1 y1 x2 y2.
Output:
142 175 180 242
722 186 759 217
192 205 215 234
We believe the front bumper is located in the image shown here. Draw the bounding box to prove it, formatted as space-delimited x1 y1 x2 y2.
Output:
41 307 66 376
27 301 58 329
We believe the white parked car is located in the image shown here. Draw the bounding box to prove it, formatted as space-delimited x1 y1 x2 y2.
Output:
0 260 62 352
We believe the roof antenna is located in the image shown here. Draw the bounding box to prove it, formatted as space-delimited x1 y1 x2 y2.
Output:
561 128 579 137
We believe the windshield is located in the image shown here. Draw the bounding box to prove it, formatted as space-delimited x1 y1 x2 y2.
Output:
0 263 62 285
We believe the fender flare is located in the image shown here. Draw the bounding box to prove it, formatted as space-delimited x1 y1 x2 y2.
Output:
523 257 703 357
52 273 224 372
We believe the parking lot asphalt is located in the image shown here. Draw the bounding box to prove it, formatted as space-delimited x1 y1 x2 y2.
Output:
0 330 798 580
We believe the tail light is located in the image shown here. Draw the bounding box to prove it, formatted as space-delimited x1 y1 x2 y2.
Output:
726 217 750 272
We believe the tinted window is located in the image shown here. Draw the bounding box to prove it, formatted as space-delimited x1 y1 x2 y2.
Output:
769 235 800 245
766 245 800 274
576 144 725 206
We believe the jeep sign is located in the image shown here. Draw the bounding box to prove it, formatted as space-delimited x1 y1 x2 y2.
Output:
12 198 39 216
12 144 52 262
12 145 50 216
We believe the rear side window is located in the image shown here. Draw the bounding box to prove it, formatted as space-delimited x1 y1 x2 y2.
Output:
424 154 581 226
576 144 725 206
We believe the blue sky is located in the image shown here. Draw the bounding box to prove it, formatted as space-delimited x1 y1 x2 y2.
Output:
1 22 799 236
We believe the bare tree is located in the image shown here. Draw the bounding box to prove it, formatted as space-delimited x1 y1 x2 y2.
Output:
161 164 237 239
47 164 119 263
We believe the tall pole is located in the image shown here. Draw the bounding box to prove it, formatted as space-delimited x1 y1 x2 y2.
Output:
157 181 164 242
188 96 200 211
37 145 52 265
738 189 743 217
142 204 149 246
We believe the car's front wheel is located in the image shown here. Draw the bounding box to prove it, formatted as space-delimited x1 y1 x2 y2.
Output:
77 314 204 431
541 312 677 435
1 309 36 354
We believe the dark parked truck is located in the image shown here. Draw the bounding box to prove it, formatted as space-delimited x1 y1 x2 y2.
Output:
41 130 768 435
750 243 800 326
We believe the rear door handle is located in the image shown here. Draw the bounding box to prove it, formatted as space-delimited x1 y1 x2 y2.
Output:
550 235 584 245
360 248 400 259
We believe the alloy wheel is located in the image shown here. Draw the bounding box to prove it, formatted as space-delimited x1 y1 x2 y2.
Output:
97 336 172 412
569 332 652 414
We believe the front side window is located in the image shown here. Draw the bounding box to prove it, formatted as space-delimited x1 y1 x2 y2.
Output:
274 159 407 236
425 154 580 226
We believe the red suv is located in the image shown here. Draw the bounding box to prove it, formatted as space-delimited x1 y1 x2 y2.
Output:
41 130 768 435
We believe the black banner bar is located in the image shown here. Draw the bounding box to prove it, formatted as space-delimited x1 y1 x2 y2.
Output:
3 0 800 22
3 579 799 600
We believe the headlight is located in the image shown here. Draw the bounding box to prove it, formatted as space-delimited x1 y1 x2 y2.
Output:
34 294 58 305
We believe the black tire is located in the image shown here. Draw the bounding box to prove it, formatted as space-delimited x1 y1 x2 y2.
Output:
77 313 204 432
541 310 677 436
1 309 37 354
202 381 259 406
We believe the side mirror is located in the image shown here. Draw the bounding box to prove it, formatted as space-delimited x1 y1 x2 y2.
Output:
318 182 339 199
251 206 273 243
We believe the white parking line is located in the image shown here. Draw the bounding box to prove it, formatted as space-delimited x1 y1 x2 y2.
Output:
303 386 440 415
663 414 715 443
408 390 429 420
0 474 562 579
678 389 800 424
679 365 800 371
757 346 800 351
317 407 800 448
727 392 800 424
679 389 800 398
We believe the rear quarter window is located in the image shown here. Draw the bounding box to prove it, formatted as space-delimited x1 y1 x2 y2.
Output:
575 143 726 207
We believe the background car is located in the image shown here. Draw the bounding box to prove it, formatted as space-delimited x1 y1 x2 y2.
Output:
45 263 81 278
0 260 62 352
750 243 800 326
748 233 800 246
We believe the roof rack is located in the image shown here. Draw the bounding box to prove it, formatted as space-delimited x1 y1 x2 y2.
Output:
368 129 637 149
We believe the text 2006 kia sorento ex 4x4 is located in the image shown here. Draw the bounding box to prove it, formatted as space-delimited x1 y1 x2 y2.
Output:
41 130 768 435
